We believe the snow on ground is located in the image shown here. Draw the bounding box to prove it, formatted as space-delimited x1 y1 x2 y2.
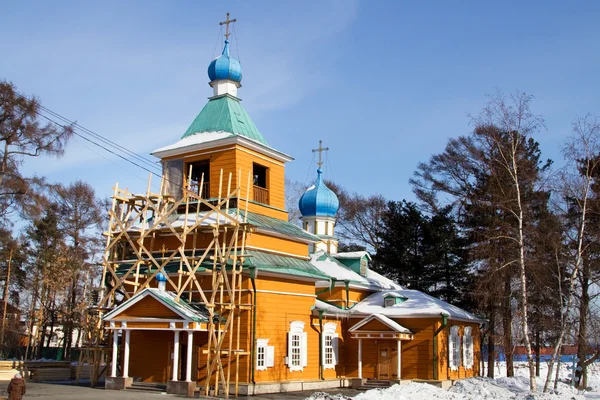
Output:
305 362 600 400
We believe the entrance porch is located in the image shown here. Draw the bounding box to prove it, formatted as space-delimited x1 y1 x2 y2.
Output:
348 314 413 386
102 288 210 397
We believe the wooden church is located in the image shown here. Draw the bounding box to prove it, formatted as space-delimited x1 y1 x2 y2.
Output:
96 14 482 398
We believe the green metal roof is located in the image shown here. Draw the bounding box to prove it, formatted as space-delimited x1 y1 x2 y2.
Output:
245 250 329 280
182 95 268 146
239 210 320 242
114 250 328 281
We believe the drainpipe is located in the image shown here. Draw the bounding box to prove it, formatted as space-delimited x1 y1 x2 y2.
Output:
344 280 350 310
316 279 336 296
318 310 324 380
433 313 449 380
250 266 257 385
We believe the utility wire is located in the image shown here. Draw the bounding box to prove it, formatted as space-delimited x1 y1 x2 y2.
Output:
37 111 164 182
38 105 161 173
72 136 151 186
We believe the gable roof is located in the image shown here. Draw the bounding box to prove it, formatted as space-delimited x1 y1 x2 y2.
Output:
103 288 209 323
182 95 267 145
310 251 401 290
349 289 483 323
349 314 412 334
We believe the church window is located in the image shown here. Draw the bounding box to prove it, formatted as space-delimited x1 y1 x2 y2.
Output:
322 322 338 370
287 321 307 371
253 163 269 204
449 325 461 371
463 327 474 369
187 160 210 198
256 338 274 371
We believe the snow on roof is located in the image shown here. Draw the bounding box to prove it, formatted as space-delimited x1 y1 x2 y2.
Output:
349 289 483 323
310 252 366 283
349 314 412 334
334 251 372 260
365 269 402 290
313 299 349 317
310 251 401 290
152 131 234 155
126 210 241 232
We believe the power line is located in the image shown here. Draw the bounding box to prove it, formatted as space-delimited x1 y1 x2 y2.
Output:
36 111 163 181
38 105 161 173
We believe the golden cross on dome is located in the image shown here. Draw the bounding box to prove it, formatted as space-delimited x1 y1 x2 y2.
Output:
312 140 329 169
219 12 237 41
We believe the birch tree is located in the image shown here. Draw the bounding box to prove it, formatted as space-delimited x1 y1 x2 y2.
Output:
412 91 547 390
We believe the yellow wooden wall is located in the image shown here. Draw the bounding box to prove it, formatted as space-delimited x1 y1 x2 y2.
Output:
253 276 320 382
128 330 172 383
317 286 372 309
438 322 481 379
163 144 288 219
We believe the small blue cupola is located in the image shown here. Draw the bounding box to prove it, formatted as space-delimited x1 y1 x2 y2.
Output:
298 168 339 218
208 40 242 83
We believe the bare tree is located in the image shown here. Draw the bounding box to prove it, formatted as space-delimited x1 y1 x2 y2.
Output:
542 115 600 391
0 80 73 224
412 91 547 390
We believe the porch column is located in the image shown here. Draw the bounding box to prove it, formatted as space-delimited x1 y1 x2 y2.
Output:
172 331 180 381
123 330 131 378
185 331 193 382
111 329 119 377
358 338 362 379
397 339 402 379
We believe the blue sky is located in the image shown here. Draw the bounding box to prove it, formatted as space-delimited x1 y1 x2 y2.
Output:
2 1 600 205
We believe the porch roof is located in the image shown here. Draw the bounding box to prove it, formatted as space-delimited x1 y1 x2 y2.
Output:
102 288 210 323
349 314 412 334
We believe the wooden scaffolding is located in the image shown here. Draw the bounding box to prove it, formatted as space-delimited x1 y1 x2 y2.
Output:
77 169 252 398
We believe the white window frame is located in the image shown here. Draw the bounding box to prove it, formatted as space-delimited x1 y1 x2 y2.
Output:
384 297 395 307
449 325 461 371
463 327 474 370
287 321 307 372
322 322 339 370
256 338 274 371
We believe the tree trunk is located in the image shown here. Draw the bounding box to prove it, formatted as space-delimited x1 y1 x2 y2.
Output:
503 278 514 377
535 329 540 377
487 305 496 378
576 266 590 389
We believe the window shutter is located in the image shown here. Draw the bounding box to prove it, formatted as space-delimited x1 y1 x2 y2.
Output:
332 334 339 366
321 334 325 366
301 332 308 367
287 331 292 367
448 332 454 370
266 346 275 368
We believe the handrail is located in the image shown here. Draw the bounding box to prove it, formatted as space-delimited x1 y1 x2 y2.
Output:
253 185 268 204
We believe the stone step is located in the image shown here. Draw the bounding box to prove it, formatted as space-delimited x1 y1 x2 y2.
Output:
129 382 167 393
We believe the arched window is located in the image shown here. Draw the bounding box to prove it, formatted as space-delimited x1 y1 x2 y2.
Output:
448 325 461 371
322 322 339 370
463 326 474 369
287 321 307 372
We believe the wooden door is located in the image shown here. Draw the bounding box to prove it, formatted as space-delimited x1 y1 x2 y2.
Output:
377 345 391 380
378 343 399 380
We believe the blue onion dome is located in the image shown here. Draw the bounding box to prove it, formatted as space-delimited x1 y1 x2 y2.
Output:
298 169 340 218
156 272 168 282
207 40 242 83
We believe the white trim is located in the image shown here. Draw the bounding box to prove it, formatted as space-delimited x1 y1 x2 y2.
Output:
288 321 305 372
244 245 312 259
322 322 338 370
252 228 319 244
256 338 269 371
103 288 205 323
449 325 461 371
349 314 412 334
153 135 293 163
255 289 316 298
